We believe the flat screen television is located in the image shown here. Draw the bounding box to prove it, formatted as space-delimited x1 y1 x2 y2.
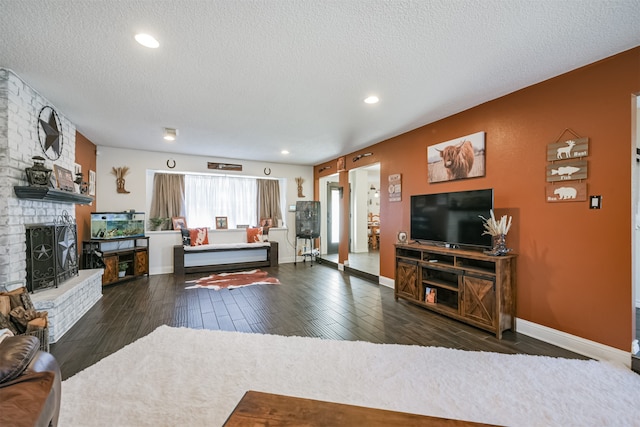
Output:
410 188 493 249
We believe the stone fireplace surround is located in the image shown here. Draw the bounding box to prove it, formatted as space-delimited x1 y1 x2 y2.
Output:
1 69 102 343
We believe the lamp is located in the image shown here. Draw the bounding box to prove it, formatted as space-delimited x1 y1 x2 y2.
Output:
163 128 178 141
353 152 373 162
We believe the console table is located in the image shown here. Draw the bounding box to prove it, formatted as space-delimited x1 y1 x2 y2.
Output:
82 237 149 286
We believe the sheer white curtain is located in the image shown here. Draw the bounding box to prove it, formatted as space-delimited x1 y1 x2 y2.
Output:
184 174 258 228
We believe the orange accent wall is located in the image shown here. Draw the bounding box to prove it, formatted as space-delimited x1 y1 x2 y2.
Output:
315 47 640 351
75 131 97 258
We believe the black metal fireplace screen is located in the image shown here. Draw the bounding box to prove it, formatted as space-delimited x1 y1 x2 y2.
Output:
25 212 78 293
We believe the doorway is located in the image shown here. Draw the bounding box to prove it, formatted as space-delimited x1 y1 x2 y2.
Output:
326 182 341 255
348 163 380 277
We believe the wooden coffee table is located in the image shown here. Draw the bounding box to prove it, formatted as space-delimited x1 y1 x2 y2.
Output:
224 390 498 426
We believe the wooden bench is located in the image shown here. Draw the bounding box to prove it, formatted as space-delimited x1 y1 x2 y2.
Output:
173 241 278 275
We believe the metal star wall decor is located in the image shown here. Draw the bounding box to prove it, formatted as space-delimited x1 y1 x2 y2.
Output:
38 105 63 160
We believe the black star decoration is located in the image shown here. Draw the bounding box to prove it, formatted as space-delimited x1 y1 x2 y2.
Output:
38 106 62 160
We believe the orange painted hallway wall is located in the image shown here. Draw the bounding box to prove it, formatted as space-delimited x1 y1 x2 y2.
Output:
315 47 640 351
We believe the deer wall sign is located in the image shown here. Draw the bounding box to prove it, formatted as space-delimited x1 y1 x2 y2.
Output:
545 134 589 203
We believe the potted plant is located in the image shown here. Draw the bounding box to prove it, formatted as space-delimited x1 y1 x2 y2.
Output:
148 217 168 231
118 262 128 278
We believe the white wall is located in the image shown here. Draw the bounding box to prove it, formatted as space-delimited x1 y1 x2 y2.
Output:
95 146 313 274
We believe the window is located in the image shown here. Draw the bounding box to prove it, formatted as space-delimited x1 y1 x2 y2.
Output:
184 174 257 229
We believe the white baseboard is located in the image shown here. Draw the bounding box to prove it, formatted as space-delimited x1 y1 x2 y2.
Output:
516 318 631 368
150 266 173 275
374 279 630 366
379 276 394 289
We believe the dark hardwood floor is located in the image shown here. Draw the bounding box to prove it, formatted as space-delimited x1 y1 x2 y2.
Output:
51 263 587 380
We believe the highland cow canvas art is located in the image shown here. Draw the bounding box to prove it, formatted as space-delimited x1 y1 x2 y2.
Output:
427 131 486 183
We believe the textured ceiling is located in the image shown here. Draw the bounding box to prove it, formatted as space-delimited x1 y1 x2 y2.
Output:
1 1 639 166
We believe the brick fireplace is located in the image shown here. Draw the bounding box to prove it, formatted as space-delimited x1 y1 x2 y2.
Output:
1 69 102 343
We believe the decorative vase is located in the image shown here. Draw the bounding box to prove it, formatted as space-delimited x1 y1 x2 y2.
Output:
489 234 510 256
118 270 126 278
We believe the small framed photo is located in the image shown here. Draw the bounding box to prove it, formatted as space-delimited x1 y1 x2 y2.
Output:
260 218 273 228
425 287 437 304
53 165 75 192
216 216 228 229
172 216 187 230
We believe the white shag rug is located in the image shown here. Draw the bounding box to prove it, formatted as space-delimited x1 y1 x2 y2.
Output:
60 326 640 426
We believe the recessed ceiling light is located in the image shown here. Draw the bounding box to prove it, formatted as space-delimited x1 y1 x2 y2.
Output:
135 33 160 48
163 128 177 141
281 150 290 155
364 96 379 104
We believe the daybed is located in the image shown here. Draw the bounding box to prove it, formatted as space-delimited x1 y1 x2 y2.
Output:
173 241 278 275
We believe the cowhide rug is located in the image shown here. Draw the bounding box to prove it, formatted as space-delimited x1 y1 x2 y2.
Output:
185 269 280 290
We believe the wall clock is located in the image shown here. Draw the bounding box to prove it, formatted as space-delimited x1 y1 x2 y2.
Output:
397 231 408 244
38 106 63 160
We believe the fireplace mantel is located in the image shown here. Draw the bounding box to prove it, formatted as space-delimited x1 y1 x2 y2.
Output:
14 186 93 205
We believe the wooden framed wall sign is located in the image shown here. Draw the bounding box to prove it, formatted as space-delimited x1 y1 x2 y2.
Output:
545 130 589 203
546 137 589 161
545 159 587 182
388 173 402 202
545 182 587 202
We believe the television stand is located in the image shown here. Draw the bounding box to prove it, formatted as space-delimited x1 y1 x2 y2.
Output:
395 243 516 338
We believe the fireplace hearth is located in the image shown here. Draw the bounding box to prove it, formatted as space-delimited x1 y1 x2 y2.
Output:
26 212 78 293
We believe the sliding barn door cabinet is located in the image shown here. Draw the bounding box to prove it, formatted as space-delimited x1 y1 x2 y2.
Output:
395 243 516 338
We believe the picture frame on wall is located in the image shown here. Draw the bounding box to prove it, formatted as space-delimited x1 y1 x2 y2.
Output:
215 216 228 229
427 131 486 183
89 170 96 196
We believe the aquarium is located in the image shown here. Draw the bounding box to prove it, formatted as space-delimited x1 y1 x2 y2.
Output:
90 212 145 240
